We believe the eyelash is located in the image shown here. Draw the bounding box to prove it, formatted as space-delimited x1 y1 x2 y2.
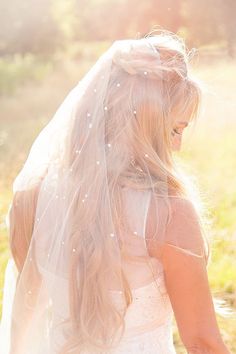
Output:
172 128 182 135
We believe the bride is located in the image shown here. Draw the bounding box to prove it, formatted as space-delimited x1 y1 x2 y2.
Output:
0 30 232 353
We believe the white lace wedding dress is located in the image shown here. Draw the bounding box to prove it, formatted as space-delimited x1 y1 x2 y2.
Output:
0 187 177 354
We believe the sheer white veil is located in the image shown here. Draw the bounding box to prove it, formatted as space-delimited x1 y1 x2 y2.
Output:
0 33 214 354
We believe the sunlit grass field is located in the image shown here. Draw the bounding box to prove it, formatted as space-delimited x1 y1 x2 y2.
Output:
0 43 235 352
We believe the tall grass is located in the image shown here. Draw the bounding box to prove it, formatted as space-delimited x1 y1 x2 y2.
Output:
0 54 53 95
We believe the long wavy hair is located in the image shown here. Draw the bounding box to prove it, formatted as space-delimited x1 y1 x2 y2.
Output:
8 30 212 353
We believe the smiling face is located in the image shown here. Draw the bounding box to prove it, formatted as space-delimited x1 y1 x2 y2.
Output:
168 75 201 152
171 119 190 151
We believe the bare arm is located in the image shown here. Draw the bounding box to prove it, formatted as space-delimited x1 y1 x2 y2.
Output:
158 198 231 353
161 243 231 353
7 181 47 354
8 184 42 272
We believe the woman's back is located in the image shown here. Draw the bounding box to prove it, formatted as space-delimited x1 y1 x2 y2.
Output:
37 187 176 353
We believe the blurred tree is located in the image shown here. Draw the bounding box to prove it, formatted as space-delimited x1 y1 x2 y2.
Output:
72 0 129 40
220 0 236 57
0 0 235 55
182 0 223 47
52 0 78 43
125 0 182 38
0 0 61 56
72 0 182 40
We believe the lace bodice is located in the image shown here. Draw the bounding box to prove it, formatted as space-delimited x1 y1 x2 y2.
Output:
110 264 173 335
107 269 175 353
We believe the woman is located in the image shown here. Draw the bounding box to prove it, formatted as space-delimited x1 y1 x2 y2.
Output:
0 30 232 353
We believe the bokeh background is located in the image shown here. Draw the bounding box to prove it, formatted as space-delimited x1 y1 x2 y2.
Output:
0 0 236 352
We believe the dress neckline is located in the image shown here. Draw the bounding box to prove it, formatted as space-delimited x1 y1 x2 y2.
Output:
109 274 163 294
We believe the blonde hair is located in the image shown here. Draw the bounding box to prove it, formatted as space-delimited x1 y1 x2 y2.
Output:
9 30 211 353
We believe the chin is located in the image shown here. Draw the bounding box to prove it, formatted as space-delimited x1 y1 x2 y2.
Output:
171 145 181 151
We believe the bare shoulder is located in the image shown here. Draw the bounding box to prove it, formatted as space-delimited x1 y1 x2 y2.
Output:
146 193 202 259
165 195 207 259
150 193 201 236
168 195 198 215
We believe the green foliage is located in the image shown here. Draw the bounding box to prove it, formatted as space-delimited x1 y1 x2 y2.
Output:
0 54 53 95
51 0 81 43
